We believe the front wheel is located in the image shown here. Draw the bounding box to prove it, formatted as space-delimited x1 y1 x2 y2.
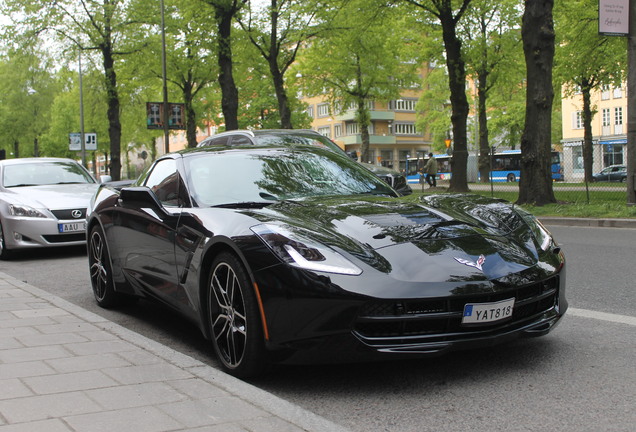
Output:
88 225 122 308
0 220 13 260
207 252 268 378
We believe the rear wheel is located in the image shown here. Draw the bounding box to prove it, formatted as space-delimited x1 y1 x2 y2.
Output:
207 252 267 378
88 225 122 308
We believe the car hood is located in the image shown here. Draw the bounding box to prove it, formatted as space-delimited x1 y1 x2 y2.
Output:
2 184 99 210
245 194 545 282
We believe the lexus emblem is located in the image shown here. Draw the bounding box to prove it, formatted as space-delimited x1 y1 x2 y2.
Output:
71 210 83 219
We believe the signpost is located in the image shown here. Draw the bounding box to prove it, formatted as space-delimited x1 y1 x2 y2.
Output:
69 133 97 151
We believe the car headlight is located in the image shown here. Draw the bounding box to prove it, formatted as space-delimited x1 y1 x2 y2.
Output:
520 213 553 252
251 224 362 275
9 204 47 218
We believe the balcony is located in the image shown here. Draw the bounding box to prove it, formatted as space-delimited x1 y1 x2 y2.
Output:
335 110 396 122
340 134 397 145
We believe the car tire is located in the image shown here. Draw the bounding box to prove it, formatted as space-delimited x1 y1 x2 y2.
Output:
88 225 122 308
207 252 268 378
0 220 13 260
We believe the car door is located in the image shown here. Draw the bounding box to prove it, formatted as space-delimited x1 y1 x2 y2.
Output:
115 158 186 304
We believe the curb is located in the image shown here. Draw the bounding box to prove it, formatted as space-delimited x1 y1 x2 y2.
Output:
539 217 636 229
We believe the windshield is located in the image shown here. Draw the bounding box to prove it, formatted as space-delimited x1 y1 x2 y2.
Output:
185 147 396 207
3 161 95 188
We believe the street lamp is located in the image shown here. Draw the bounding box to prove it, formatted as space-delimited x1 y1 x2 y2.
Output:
160 0 169 154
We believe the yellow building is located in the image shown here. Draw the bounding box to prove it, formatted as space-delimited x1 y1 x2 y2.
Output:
561 83 627 181
304 88 433 173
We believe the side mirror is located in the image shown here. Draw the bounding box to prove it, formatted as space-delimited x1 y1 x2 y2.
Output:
119 186 163 209
99 175 113 184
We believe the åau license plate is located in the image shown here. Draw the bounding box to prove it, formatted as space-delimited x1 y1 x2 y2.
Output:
462 298 515 325
58 222 86 233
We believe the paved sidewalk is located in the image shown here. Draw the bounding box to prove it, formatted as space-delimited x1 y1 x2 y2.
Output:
0 272 349 432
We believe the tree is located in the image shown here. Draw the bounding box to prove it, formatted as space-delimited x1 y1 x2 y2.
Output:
0 46 58 159
554 0 626 183
199 0 249 131
238 0 336 129
299 1 420 162
1 0 155 180
461 0 522 182
403 0 473 192
143 0 218 148
517 0 556 205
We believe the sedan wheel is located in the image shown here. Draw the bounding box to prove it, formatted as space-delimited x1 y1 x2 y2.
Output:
208 252 267 378
88 225 121 308
0 221 13 260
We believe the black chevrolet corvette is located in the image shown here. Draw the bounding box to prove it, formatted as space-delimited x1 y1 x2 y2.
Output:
87 138 567 377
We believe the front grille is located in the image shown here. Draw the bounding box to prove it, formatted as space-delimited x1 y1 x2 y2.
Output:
353 276 559 346
50 208 87 220
42 233 86 243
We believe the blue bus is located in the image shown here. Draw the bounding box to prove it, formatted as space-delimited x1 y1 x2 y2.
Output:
404 155 453 184
403 150 562 183
490 150 563 182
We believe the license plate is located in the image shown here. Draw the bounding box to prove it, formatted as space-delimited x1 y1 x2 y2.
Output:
58 222 86 233
462 298 515 325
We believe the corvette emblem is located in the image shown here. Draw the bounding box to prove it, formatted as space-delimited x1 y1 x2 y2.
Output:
455 254 486 271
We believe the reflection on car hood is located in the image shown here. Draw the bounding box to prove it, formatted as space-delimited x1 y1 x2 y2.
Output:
245 195 542 282
2 184 99 209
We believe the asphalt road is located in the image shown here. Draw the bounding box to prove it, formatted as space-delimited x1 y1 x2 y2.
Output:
1 225 634 432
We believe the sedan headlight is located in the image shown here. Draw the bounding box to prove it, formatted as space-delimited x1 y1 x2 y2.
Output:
251 224 362 275
9 204 47 218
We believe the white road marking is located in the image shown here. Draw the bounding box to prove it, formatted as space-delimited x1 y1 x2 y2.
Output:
567 307 636 326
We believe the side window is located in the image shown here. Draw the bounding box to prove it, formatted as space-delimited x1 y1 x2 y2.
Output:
144 159 184 207
230 136 252 146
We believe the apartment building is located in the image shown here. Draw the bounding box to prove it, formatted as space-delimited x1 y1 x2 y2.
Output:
561 83 627 182
304 89 433 173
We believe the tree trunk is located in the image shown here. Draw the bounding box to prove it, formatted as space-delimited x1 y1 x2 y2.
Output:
477 71 490 183
517 0 556 205
581 81 595 183
358 99 371 163
103 48 122 181
183 80 198 148
439 7 470 192
270 64 292 128
216 6 239 130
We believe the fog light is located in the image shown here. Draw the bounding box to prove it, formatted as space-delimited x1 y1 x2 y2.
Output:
13 232 22 241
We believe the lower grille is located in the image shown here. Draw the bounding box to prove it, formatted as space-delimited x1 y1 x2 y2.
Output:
353 276 560 346
42 233 86 243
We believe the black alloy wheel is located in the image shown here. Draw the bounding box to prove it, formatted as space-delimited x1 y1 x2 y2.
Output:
208 252 267 378
88 225 121 308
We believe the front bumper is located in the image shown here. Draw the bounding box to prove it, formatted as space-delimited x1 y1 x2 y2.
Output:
2 216 87 250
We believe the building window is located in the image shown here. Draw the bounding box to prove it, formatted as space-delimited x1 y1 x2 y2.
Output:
390 99 417 112
307 105 314 118
394 123 418 135
601 84 610 100
602 108 611 127
572 111 583 129
380 150 393 168
317 103 330 117
345 122 359 135
317 126 331 137
615 107 623 125
613 87 623 99
571 145 583 173
334 124 342 138
604 144 624 166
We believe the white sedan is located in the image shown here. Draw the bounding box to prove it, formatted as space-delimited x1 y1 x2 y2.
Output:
0 157 102 259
